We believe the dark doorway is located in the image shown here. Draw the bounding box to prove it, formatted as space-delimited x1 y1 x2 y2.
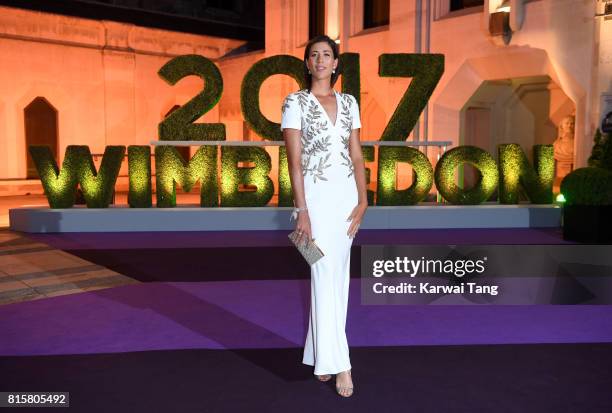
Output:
25 97 58 179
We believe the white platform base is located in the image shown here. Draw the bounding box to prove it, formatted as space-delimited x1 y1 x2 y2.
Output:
9 204 561 233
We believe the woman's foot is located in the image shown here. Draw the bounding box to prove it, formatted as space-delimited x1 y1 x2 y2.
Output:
335 369 353 397
316 374 332 382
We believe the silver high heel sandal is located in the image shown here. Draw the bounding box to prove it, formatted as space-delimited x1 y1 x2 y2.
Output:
316 374 332 382
335 370 353 397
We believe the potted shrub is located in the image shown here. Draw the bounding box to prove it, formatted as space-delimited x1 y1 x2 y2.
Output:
560 129 612 243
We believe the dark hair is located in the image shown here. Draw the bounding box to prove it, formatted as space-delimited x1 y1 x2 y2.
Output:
303 35 340 92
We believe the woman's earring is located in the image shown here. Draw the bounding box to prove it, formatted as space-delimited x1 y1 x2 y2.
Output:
332 69 336 74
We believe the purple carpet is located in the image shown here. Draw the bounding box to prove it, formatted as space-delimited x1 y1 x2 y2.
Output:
2 229 611 412
27 227 572 250
3 344 610 412
25 228 576 283
1 280 611 356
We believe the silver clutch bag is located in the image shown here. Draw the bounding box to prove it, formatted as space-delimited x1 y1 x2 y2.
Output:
288 230 324 265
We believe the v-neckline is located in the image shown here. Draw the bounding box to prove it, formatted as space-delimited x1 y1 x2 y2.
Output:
310 90 339 128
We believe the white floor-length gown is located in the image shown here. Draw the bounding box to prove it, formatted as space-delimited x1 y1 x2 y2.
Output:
281 89 361 375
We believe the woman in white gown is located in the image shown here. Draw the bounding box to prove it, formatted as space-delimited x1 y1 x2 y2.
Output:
281 35 368 398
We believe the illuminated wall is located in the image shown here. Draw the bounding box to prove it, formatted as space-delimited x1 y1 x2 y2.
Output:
0 0 610 202
0 6 242 187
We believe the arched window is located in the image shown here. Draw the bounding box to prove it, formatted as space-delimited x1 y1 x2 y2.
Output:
25 97 58 179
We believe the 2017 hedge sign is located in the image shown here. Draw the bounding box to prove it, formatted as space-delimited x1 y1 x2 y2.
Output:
29 53 555 209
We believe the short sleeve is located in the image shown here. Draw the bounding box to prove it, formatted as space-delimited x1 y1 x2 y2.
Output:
350 95 361 130
280 94 301 131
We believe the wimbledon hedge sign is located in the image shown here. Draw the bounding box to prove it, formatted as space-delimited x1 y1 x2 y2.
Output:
29 53 555 209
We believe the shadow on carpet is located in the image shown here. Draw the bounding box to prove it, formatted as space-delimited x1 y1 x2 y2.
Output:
1 343 611 413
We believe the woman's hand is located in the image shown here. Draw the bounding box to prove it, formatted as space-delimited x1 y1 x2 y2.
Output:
347 201 368 238
295 211 313 245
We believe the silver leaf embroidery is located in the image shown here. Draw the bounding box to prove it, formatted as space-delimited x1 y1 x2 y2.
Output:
287 90 357 184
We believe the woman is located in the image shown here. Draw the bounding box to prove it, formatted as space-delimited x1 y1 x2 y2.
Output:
280 34 368 398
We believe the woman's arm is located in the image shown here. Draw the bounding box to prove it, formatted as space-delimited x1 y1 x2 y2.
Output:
348 128 368 206
347 127 368 238
283 128 312 245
